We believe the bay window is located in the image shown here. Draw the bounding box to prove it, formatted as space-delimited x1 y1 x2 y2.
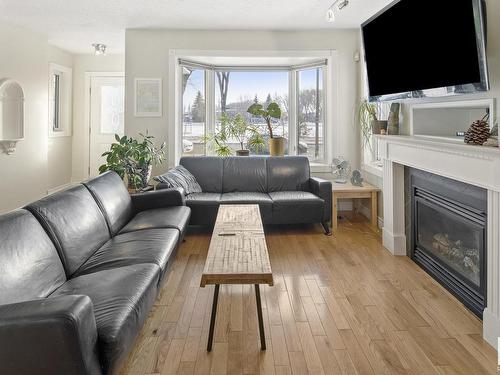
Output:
177 56 331 164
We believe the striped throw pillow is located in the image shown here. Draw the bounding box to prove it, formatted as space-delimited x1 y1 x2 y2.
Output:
154 165 202 194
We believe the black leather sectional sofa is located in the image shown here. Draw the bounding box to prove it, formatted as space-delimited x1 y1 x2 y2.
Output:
159 156 332 234
0 171 190 375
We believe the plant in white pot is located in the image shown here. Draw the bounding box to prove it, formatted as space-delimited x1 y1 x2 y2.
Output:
99 133 166 192
247 101 284 156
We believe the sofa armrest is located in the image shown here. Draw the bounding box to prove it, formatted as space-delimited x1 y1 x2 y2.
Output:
0 295 101 375
131 187 186 212
310 177 332 223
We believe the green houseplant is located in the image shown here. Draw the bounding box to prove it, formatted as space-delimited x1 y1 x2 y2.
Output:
99 133 166 191
204 113 265 156
247 101 284 156
359 100 387 135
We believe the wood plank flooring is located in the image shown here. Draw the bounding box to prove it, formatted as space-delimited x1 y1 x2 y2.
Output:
119 215 498 375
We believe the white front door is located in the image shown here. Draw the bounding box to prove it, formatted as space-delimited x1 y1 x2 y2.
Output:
89 76 125 177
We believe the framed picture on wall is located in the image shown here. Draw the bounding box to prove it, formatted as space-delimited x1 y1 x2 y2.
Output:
134 78 162 117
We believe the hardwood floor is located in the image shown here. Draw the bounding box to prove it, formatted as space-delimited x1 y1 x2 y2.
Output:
119 216 498 375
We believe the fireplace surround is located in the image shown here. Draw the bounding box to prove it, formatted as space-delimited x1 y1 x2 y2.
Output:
377 134 500 348
407 168 487 317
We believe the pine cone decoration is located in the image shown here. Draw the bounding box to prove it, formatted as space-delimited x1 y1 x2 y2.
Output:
464 119 490 145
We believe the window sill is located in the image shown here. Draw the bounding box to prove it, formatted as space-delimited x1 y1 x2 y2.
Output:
361 161 383 178
49 130 72 138
310 162 331 174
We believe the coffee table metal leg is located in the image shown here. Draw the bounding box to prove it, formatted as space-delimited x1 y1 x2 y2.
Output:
255 284 266 350
207 284 220 352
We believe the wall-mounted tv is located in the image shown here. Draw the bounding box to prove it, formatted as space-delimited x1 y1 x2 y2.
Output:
362 0 489 102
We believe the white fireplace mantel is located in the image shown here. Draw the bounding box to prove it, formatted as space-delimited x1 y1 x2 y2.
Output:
377 135 500 349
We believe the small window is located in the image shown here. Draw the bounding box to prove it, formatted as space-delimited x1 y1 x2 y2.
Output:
49 63 72 137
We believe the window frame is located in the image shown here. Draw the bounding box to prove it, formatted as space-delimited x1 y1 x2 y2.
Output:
48 63 72 137
169 50 338 171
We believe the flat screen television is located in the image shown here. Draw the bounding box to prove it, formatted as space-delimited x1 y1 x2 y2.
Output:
362 0 489 101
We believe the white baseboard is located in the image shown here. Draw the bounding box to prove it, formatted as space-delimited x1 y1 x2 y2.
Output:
483 308 500 351
382 228 407 256
47 182 74 195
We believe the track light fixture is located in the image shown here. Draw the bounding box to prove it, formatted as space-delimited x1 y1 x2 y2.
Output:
326 0 349 23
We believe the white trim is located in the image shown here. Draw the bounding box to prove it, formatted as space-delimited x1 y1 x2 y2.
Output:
205 70 215 155
48 63 72 138
362 162 383 178
83 71 125 179
134 78 162 117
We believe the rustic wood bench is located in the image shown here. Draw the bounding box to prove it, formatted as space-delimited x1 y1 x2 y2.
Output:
200 204 273 351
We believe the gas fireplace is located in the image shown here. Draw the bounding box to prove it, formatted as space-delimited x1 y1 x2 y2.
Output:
408 168 487 318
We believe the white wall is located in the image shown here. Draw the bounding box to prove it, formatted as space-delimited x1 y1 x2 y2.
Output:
47 45 74 191
71 54 124 182
0 23 50 213
125 29 361 175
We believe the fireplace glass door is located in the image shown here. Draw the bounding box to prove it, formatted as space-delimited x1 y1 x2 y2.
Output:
415 198 483 288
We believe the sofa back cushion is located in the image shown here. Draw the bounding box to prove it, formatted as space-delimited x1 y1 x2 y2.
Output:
222 157 267 193
0 210 66 305
180 157 223 193
83 171 134 236
26 185 110 277
267 156 311 192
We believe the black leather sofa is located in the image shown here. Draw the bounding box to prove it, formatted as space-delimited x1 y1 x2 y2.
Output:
0 171 190 375
159 156 332 234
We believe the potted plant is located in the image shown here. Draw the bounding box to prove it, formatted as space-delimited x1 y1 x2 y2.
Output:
204 113 265 156
99 133 166 192
359 100 387 135
247 101 284 156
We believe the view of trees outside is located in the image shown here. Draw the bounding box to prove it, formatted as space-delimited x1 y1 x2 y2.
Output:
298 68 325 162
215 71 289 155
182 69 206 156
181 67 325 160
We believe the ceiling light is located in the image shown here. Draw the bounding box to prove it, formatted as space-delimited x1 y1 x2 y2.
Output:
326 0 350 23
326 8 335 22
92 43 106 56
337 0 349 10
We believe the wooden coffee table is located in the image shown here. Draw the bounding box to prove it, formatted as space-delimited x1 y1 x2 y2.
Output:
200 204 273 351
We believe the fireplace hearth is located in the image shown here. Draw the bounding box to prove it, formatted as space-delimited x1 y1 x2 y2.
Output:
408 168 487 318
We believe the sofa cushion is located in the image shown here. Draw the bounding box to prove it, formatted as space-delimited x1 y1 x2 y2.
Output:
119 206 191 235
0 210 66 305
74 229 179 279
267 156 311 192
83 171 134 236
220 192 273 223
186 192 222 204
26 185 110 277
222 157 267 193
269 191 324 224
220 192 272 204
154 165 202 195
180 157 223 193
185 192 221 225
51 264 160 374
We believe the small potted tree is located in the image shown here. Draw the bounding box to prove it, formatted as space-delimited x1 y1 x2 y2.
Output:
204 113 265 156
247 101 284 156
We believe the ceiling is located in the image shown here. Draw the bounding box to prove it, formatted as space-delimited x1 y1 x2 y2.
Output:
0 0 394 54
